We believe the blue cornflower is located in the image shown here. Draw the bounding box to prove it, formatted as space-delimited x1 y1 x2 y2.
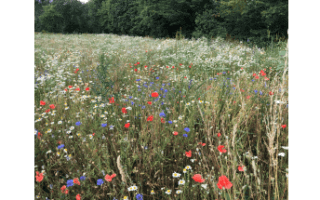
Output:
49 184 53 189
136 79 141 81
233 87 236 90
247 39 250 42
161 102 164 105
131 101 134 105
214 78 217 80
168 121 172 124
101 123 107 127
209 78 213 80
184 127 190 132
156 77 159 80
159 111 166 117
162 83 166 86
223 71 226 74
252 79 255 82
254 90 258 94
57 144 65 149
163 95 166 98
80 176 86 181
150 82 154 84
260 91 263 95
75 121 81 126
160 88 163 91
138 89 141 91
164 89 168 93
136 193 143 200
142 106 146 109
167 83 170 86
227 78 230 80
66 179 74 187
183 134 188 137
97 179 104 186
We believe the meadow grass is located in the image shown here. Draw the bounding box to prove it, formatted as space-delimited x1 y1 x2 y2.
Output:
34 33 288 200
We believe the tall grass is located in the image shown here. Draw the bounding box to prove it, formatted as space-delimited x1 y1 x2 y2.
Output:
34 33 288 200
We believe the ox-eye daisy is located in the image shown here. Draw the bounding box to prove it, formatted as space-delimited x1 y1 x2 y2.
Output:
178 179 185 185
172 172 181 178
165 190 172 195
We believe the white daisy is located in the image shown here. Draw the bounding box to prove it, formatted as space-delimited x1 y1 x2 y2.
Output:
172 172 181 178
178 179 185 185
176 190 182 194
165 189 172 195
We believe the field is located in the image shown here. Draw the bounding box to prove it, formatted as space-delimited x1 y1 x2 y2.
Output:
34 33 288 200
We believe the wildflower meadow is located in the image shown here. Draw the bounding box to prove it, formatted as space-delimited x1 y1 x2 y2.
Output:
34 33 288 200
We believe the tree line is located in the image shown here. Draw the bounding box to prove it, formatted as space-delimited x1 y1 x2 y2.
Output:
35 0 288 48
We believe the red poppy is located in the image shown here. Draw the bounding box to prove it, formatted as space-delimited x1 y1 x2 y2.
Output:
122 108 127 114
269 91 274 95
246 96 251 99
166 66 169 68
255 76 259 79
35 171 44 182
185 150 192 157
147 101 152 105
189 66 192 68
241 67 243 70
217 145 227 153
49 104 55 109
281 124 287 129
137 62 140 64
60 185 68 194
217 175 233 189
76 194 81 200
179 63 182 66
238 166 244 171
173 131 178 136
172 66 175 69
147 115 154 122
240 89 244 92
92 133 95 136
134 64 137 66
253 73 257 77
199 142 206 147
264 77 269 80
161 118 165 123
64 88 68 92
192 174 205 183
75 88 80 91
85 87 90 91
109 97 115 104
151 92 159 97
134 69 137 72
124 123 130 128
68 85 73 89
105 173 116 182
40 100 46 106
37 132 42 139
217 133 221 137
45 109 50 113
74 178 80 185
144 65 148 68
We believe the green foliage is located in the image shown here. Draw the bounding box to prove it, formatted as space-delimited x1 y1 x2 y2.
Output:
39 4 64 32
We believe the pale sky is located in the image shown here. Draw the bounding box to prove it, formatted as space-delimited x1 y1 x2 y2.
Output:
78 0 89 3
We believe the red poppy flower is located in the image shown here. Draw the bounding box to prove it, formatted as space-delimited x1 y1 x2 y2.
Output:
35 171 44 182
238 166 244 171
161 118 165 123
173 131 178 136
109 97 115 104
281 124 287 129
147 115 154 122
144 65 148 68
172 66 175 68
49 104 55 109
252 73 257 77
147 101 152 105
92 133 95 136
192 174 205 183
60 185 68 194
217 175 233 189
179 63 182 66
166 66 169 68
40 100 46 106
189 66 192 68
75 88 80 91
64 88 68 92
137 62 140 64
240 89 244 92
68 85 73 89
151 92 159 97
124 123 130 128
37 132 42 139
199 142 206 147
74 178 80 185
269 92 274 95
217 133 221 137
246 96 251 99
255 76 259 79
217 145 227 153
105 173 116 182
264 77 269 80
134 64 137 66
134 69 137 72
185 150 192 157
85 87 90 91
122 107 127 114
76 194 81 200
241 67 243 70
45 109 50 113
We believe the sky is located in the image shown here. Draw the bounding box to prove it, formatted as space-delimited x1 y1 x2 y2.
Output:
78 0 89 3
